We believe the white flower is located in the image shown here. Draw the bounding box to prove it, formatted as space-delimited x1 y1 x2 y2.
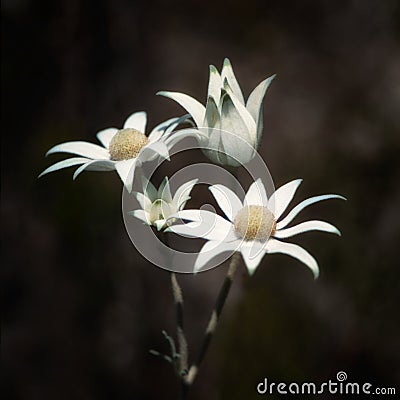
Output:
39 112 187 192
168 179 345 277
158 58 275 166
129 177 198 231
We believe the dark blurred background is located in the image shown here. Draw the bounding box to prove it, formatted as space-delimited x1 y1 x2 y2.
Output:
2 0 400 399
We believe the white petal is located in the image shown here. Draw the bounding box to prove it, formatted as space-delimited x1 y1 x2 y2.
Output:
216 138 255 167
123 111 147 132
173 208 234 231
208 65 222 105
149 199 173 223
240 244 267 275
148 116 181 142
157 91 206 128
46 141 109 159
162 114 195 141
167 221 234 242
151 117 180 135
169 209 202 222
84 159 115 171
72 161 95 180
178 196 191 210
133 191 152 211
220 92 251 143
148 131 166 143
277 194 347 229
164 128 204 149
139 141 170 162
223 79 256 136
244 178 268 207
209 184 243 221
203 126 226 165
194 241 239 273
221 58 245 104
96 128 118 148
274 220 341 239
38 157 89 178
115 159 137 192
166 114 193 133
172 179 199 209
218 93 256 165
141 176 157 201
265 239 319 279
172 208 222 223
268 179 302 219
203 96 221 128
155 219 167 231
246 75 275 142
128 209 151 224
72 159 115 180
158 177 173 203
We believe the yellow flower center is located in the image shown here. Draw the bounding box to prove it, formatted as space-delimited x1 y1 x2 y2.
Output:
233 205 276 241
109 128 149 161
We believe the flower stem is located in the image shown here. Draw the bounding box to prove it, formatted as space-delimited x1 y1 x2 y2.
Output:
158 230 241 399
171 272 188 375
184 252 241 387
158 231 190 398
180 381 190 400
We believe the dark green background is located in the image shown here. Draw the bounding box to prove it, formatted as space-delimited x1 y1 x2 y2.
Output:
2 0 399 399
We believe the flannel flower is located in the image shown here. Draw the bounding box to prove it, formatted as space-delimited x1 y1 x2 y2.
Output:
39 112 187 191
158 58 275 166
168 179 345 276
130 177 198 231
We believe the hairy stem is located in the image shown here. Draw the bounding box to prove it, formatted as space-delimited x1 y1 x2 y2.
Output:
171 272 189 375
158 229 241 399
185 252 241 386
159 231 190 399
